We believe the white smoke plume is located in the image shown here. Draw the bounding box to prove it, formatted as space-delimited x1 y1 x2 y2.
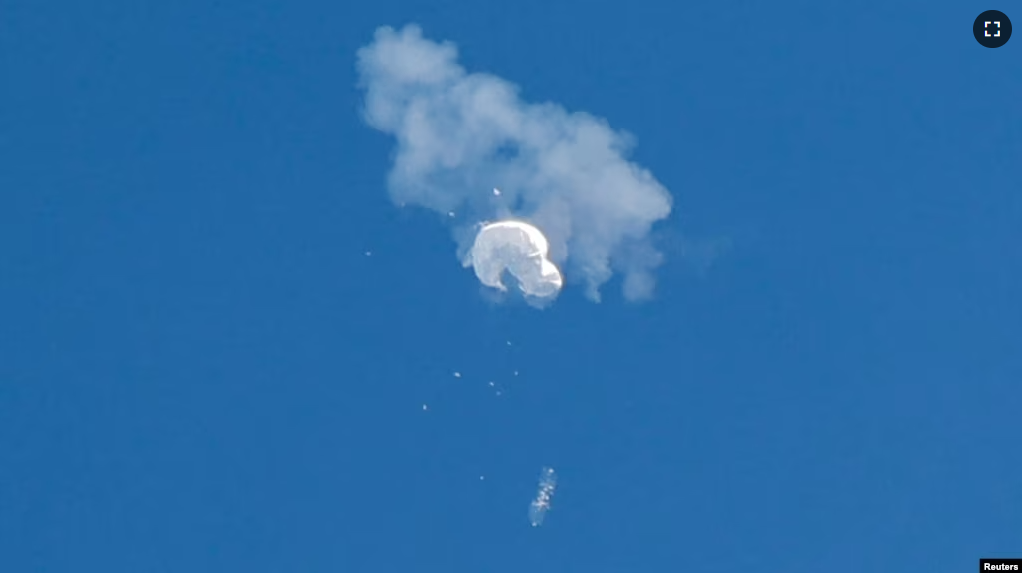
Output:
356 25 673 301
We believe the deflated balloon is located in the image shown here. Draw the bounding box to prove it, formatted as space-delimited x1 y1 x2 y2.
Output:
468 221 563 299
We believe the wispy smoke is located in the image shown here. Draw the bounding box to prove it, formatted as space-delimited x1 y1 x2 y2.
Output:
356 25 673 301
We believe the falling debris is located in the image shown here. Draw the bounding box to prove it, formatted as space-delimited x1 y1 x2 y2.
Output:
492 188 502 196
364 251 373 257
506 340 512 346
528 467 557 527
453 372 462 378
447 211 456 218
422 404 428 411
483 380 504 397
513 370 519 377
479 475 485 481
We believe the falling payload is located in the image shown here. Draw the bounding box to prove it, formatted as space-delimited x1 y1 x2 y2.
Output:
466 220 563 300
528 466 557 527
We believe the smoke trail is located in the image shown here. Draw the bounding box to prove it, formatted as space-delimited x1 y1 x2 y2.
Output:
356 25 673 302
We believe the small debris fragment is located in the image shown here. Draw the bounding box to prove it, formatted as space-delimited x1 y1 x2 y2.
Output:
453 372 462 378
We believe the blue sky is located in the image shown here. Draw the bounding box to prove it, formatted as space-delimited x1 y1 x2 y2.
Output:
0 1 1019 572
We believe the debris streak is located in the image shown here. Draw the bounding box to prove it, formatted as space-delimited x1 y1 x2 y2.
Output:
528 467 557 527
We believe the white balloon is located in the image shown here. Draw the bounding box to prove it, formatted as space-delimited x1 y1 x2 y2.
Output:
468 220 563 299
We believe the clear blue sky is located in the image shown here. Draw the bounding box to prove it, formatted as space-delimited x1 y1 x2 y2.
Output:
0 1 1018 571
